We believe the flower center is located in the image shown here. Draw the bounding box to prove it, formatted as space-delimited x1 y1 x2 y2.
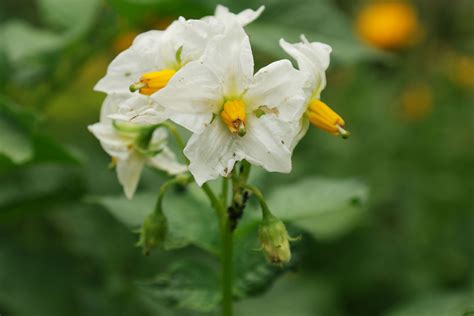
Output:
306 99 350 138
220 99 247 137
129 69 176 96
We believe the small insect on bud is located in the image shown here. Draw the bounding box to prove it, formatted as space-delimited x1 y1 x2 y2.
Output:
258 214 292 265
136 211 168 255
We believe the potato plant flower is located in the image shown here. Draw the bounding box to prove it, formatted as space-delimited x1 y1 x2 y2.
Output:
89 5 350 316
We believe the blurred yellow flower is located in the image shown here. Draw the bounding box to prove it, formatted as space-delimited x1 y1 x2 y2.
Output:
450 56 474 89
356 1 422 50
400 83 433 120
152 17 176 30
113 31 139 54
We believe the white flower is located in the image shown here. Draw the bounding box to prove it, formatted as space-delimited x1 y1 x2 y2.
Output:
88 95 186 199
95 18 219 95
205 5 265 27
150 21 306 185
280 35 350 138
92 17 221 125
279 35 331 99
93 6 264 124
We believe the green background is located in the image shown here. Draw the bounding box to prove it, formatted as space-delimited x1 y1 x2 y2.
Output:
0 0 473 315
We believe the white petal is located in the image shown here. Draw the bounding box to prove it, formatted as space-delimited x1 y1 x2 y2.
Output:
116 152 145 199
88 122 130 160
235 6 265 26
184 119 242 186
152 62 222 132
203 20 254 96
167 112 214 134
117 107 168 125
237 115 298 173
148 147 187 175
147 127 187 175
279 37 331 97
214 5 265 26
289 118 310 151
104 94 168 125
150 126 168 143
94 31 165 94
161 17 221 66
244 59 307 122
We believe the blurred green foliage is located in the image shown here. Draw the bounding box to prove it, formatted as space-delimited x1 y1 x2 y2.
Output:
0 0 473 316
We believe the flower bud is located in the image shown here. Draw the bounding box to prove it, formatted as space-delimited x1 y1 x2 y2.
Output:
258 214 291 265
136 211 167 255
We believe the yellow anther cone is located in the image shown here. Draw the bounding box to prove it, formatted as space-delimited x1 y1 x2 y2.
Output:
221 99 247 136
307 99 350 138
130 69 176 95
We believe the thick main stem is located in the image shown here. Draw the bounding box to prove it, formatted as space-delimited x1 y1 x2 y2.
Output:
220 176 233 316
201 182 233 315
221 218 233 316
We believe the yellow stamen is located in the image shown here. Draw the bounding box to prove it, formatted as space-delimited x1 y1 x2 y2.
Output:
130 69 176 95
307 99 350 138
220 99 247 137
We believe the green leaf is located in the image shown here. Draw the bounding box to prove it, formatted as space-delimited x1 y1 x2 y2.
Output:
0 96 82 166
267 177 369 239
89 185 220 254
235 273 336 316
385 292 474 316
0 165 84 219
31 134 82 164
0 0 99 67
0 98 36 164
139 261 220 313
106 0 209 22
0 114 33 164
0 20 63 64
38 0 100 36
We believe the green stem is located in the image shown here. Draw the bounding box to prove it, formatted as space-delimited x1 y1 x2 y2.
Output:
155 175 192 214
221 219 233 316
240 160 251 183
161 122 186 149
201 183 226 228
221 177 229 206
243 184 272 219
201 181 234 316
201 161 258 316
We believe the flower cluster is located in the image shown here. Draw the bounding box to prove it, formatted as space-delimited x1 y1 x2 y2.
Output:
89 5 348 198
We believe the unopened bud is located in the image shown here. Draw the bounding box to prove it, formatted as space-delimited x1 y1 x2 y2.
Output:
258 214 291 265
136 211 167 255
